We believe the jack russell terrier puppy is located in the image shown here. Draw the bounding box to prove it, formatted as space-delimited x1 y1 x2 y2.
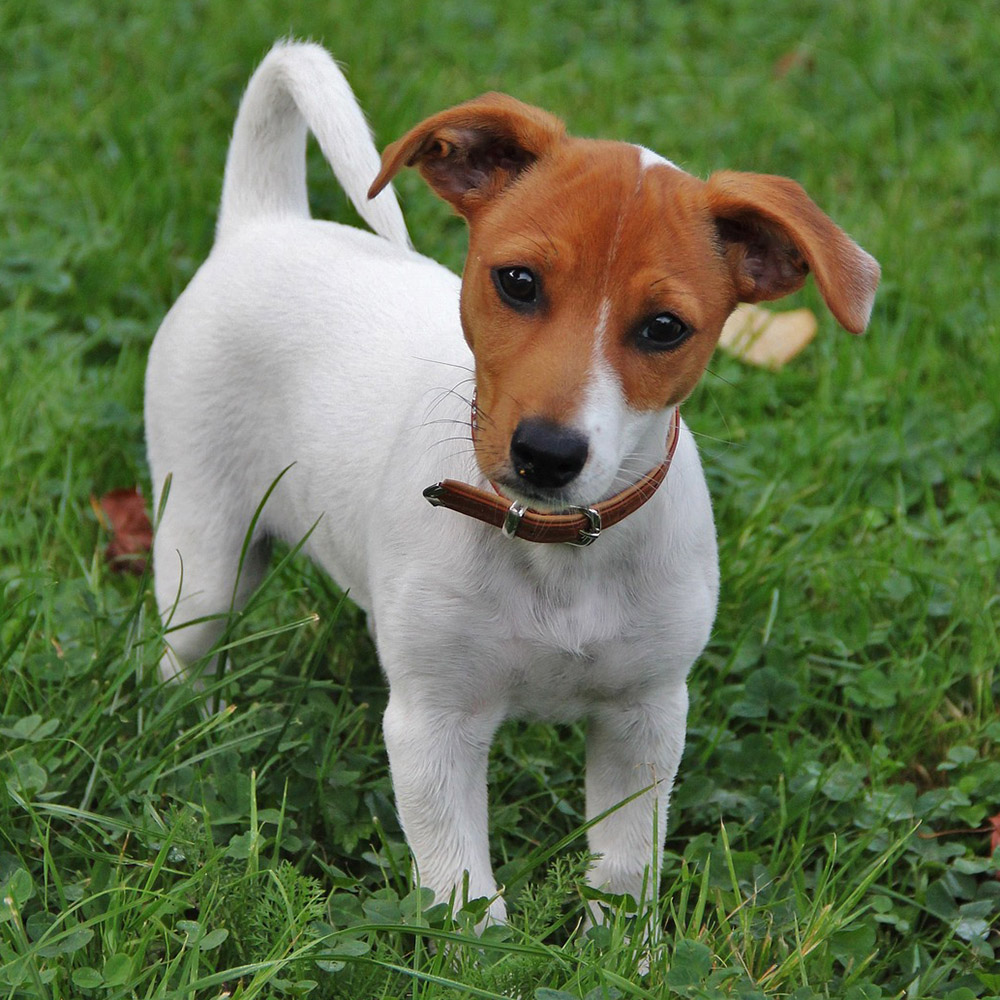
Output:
146 42 879 926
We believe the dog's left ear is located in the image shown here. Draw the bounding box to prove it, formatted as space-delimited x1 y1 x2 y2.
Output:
368 94 566 219
706 171 880 334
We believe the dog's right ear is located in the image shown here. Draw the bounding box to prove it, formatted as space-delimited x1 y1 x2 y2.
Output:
368 94 566 219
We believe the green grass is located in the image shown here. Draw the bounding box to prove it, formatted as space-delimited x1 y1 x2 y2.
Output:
2 0 998 996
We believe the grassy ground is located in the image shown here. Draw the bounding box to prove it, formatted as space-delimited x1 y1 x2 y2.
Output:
2 0 998 996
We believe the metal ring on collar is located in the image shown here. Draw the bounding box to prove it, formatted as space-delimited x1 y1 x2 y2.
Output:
502 499 528 539
564 505 602 546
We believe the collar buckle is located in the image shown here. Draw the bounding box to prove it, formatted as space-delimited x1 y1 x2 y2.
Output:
563 505 602 546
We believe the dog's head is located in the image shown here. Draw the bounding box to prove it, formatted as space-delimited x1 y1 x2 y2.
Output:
370 95 879 510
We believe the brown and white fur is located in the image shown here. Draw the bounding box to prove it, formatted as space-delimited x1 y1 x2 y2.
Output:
145 42 879 926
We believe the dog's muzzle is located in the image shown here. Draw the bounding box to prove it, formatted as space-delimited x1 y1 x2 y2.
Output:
423 406 681 546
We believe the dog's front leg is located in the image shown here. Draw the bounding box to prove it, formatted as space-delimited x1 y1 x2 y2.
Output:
382 692 506 924
584 683 689 912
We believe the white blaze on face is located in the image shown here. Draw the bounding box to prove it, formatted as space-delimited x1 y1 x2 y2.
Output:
565 152 687 502
568 297 663 502
635 144 683 174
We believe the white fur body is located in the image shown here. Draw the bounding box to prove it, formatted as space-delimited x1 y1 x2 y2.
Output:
147 213 717 913
146 43 730 922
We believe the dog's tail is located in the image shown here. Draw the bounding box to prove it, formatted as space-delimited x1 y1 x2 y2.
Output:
216 41 410 247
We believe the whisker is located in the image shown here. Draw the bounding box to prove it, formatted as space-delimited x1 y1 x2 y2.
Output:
420 418 473 429
423 380 476 420
695 381 735 446
426 435 475 448
686 428 733 446
421 441 479 463
410 355 475 374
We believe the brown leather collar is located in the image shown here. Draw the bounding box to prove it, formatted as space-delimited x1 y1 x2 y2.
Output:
423 407 681 546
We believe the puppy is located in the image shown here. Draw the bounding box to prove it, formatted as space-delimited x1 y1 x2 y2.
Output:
146 42 879 925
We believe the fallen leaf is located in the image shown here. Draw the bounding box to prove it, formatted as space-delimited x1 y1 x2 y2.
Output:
718 303 818 369
773 47 815 80
92 487 152 575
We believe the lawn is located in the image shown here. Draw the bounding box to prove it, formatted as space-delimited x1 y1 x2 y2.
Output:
2 1 998 997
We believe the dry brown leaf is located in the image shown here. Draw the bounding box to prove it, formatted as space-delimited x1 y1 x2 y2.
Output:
718 302 818 370
772 48 816 80
92 487 152 575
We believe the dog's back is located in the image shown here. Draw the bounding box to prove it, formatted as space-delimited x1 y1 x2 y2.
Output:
145 44 461 679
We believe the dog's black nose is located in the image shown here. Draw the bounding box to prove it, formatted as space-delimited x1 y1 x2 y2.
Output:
510 418 589 490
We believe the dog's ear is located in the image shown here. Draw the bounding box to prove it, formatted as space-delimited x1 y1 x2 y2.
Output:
706 171 880 334
368 94 566 218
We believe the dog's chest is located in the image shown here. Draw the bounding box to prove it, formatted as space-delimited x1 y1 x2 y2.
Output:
500 640 653 721
469 554 683 720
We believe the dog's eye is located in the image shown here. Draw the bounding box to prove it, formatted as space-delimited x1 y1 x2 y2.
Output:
636 312 692 351
493 266 539 307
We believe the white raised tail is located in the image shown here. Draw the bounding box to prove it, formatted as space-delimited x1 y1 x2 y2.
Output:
216 41 409 247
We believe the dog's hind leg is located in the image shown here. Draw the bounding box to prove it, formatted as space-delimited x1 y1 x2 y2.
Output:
152 493 270 686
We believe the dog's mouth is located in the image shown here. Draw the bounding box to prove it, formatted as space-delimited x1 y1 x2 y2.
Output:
490 450 625 512
470 395 632 511
491 475 580 512
481 405 682 514
429 408 681 542
487 417 598 509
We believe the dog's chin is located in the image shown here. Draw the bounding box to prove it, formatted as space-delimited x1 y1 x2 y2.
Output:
494 480 574 512
492 473 614 513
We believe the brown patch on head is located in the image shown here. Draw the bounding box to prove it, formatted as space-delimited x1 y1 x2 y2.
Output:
592 160 736 413
460 142 735 480
373 95 880 487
